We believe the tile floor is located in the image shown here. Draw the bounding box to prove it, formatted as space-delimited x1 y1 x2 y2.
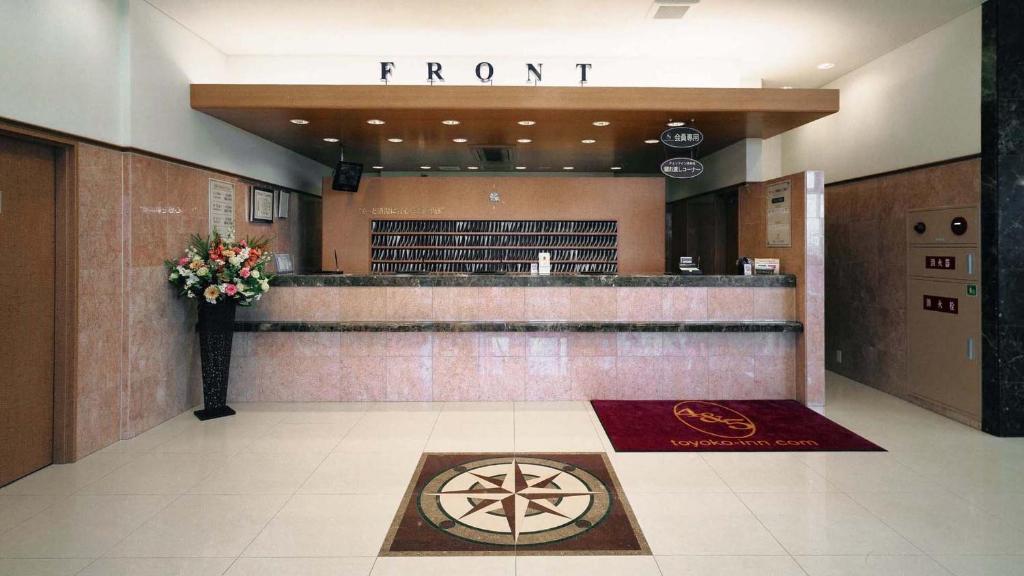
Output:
1 372 1023 575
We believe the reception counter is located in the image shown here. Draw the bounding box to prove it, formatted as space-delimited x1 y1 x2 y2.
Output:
228 274 801 403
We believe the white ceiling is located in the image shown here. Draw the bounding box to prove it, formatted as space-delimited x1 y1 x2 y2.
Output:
147 0 981 88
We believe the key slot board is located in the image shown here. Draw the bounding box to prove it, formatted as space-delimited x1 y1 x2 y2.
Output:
370 219 618 274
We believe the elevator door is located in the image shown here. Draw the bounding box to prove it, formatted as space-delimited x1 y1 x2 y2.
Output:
0 134 56 486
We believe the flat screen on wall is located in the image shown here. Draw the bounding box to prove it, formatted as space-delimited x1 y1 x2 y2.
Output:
332 161 363 192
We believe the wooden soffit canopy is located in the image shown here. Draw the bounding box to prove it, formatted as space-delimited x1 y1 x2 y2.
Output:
191 84 838 173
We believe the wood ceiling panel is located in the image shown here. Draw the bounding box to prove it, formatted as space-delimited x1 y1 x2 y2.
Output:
191 85 838 173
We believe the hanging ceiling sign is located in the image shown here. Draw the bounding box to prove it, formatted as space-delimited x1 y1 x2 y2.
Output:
661 158 704 179
660 126 704 149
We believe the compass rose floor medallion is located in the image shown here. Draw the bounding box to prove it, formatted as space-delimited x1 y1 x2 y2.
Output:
380 453 649 556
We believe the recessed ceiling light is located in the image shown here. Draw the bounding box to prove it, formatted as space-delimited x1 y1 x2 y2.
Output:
517 120 536 126
610 166 622 171
781 86 794 90
563 166 574 170
372 165 383 170
592 121 610 127
817 62 835 70
517 138 532 143
644 139 659 144
467 166 480 170
420 165 431 170
322 137 339 143
366 119 385 125
289 118 309 125
441 119 460 125
452 138 468 143
515 166 527 170
581 139 596 144
387 138 403 143
666 121 686 127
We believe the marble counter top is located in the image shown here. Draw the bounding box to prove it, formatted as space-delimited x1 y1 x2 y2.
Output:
234 320 803 333
272 273 796 288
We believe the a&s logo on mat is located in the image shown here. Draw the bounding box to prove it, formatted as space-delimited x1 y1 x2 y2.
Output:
673 401 757 439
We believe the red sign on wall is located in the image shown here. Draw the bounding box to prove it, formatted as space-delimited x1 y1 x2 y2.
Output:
923 295 959 314
925 256 956 270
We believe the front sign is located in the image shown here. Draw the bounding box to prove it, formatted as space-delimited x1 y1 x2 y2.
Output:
660 157 703 179
925 256 956 270
660 126 704 149
923 294 959 314
381 61 593 85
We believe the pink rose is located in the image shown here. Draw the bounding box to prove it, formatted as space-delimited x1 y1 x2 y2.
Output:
240 267 251 278
224 284 238 296
179 257 189 265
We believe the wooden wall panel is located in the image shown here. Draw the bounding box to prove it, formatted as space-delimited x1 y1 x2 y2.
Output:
322 176 666 274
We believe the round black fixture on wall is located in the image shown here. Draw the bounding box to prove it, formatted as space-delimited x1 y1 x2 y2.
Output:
951 216 968 236
914 222 927 234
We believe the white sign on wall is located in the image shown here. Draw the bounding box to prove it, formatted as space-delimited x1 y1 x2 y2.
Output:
208 179 235 237
766 180 792 248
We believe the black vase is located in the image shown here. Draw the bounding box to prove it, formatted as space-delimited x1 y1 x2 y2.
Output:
195 300 237 420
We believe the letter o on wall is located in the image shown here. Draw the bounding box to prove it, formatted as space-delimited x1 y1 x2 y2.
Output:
475 62 494 83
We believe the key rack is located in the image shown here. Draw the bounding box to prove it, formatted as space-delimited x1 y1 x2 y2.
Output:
370 219 619 274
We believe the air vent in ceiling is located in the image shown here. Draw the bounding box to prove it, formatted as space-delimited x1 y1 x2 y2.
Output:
472 145 514 166
438 165 462 171
650 0 698 20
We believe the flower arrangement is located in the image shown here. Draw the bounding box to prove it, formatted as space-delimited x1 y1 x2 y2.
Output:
165 233 274 306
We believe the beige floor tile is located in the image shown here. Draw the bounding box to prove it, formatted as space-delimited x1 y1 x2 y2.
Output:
153 422 270 455
516 556 660 576
77 557 234 576
0 495 172 558
188 453 325 494
740 492 919 555
629 493 784 555
0 494 53 534
243 494 399 557
959 491 1024 531
298 451 421 495
225 557 374 576
702 453 835 493
373 556 515 576
795 555 951 576
608 453 731 493
797 453 944 493
242 422 354 455
655 555 806 575
333 412 439 453
848 490 1024 555
0 559 92 576
78 453 225 495
934 555 1024 576
0 450 137 496
109 494 288 557
513 403 604 452
425 405 514 452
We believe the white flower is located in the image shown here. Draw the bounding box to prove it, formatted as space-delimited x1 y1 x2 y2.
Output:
228 256 242 266
259 280 269 291
239 247 250 260
169 271 179 281
251 270 261 279
197 267 209 277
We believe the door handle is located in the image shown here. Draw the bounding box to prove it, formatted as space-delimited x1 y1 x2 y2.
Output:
967 337 975 361
967 253 974 275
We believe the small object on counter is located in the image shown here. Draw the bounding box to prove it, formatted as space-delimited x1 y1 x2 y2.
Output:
678 256 702 275
530 263 539 275
754 258 780 275
538 252 551 276
737 256 753 276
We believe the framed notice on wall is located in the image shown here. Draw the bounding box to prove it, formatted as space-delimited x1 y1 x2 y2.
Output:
208 179 235 237
249 186 275 223
766 180 792 247
277 190 290 219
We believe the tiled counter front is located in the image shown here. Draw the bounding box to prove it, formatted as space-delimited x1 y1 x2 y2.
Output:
230 282 798 402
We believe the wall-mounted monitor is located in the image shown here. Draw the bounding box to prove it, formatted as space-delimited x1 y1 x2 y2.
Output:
332 161 363 192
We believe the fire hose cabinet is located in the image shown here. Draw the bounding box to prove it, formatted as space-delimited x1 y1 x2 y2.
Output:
906 206 981 426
